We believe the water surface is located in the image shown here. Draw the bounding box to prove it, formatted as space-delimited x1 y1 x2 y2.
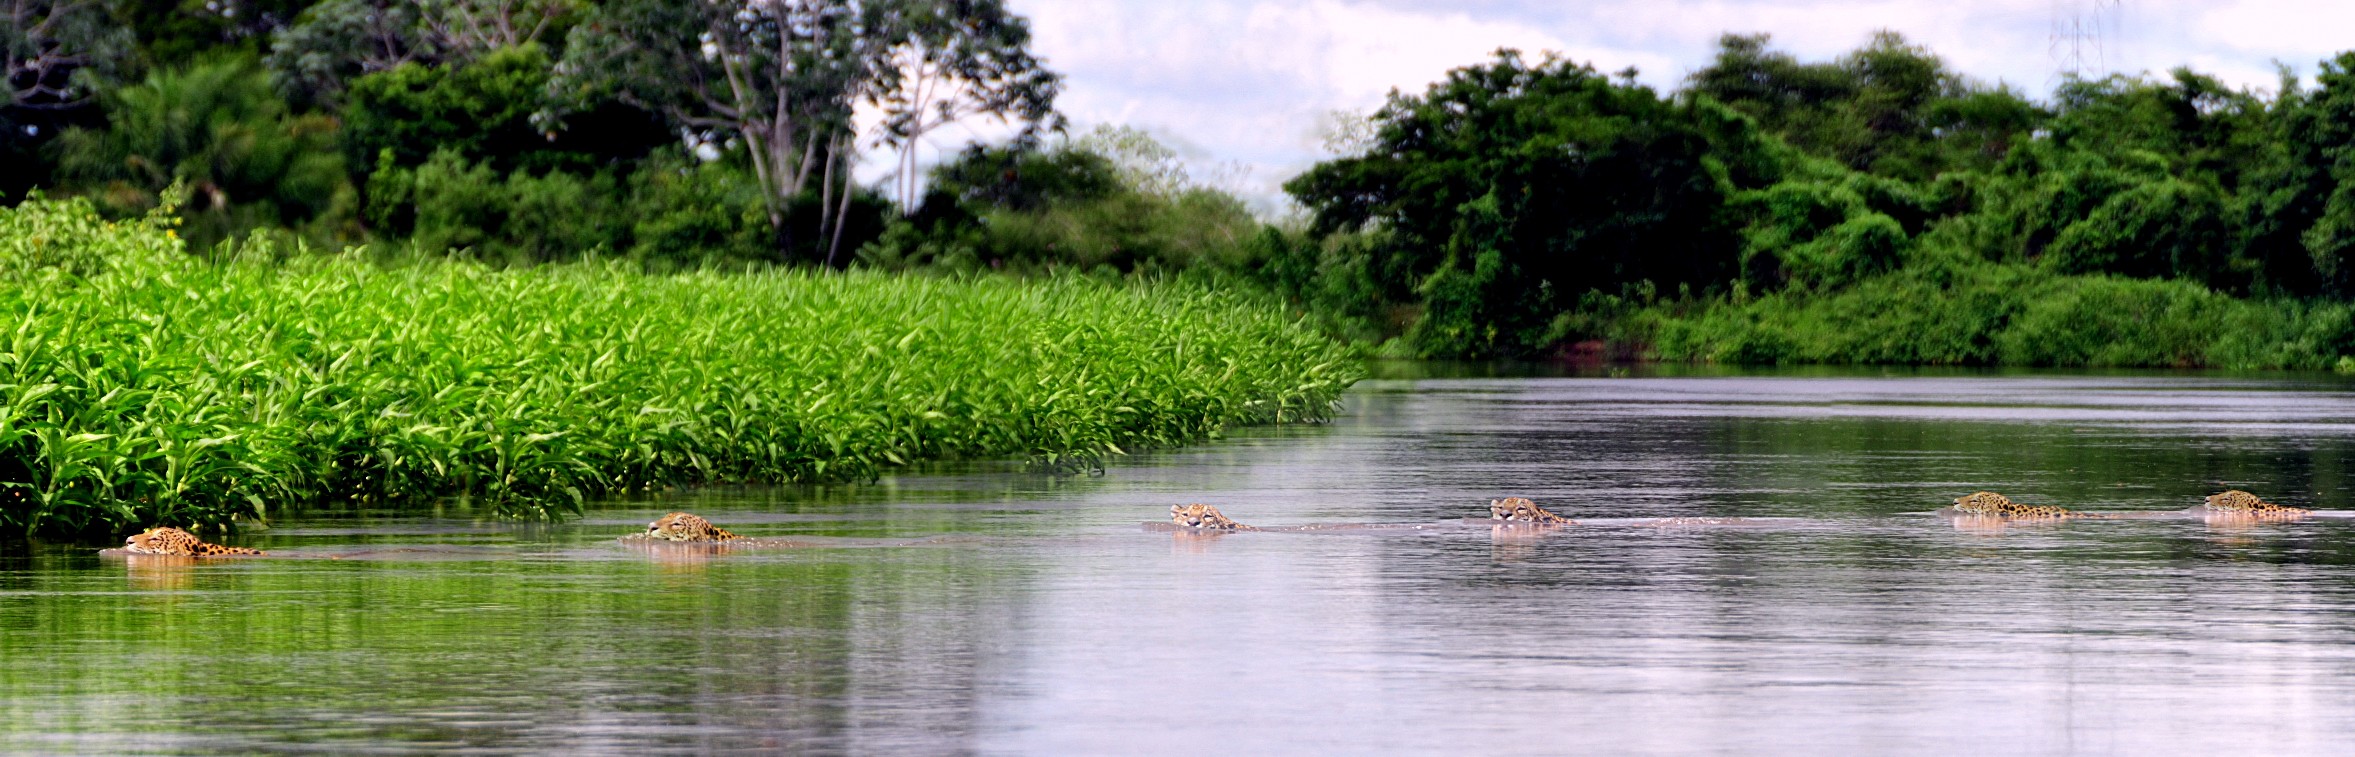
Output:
9 371 2355 754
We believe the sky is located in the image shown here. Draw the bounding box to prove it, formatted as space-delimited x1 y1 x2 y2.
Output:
862 1 2355 211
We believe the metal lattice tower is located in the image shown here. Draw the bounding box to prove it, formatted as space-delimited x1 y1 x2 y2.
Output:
2051 0 2125 78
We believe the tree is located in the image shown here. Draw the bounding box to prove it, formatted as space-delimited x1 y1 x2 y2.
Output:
4 0 123 113
1068 124 1195 197
2237 55 2355 295
1287 50 1741 357
119 0 319 69
924 141 1119 213
55 56 345 242
868 0 1060 210
4 0 130 187
553 0 1057 265
2048 69 2267 185
1687 32 2026 181
267 0 573 103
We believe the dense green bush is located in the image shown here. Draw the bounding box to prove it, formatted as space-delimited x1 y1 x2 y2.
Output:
862 141 1262 275
1688 32 2041 181
343 46 558 173
0 195 1360 539
2039 177 2230 281
53 57 349 246
623 156 777 265
1287 51 1747 357
364 148 623 263
361 147 790 266
1636 253 2355 369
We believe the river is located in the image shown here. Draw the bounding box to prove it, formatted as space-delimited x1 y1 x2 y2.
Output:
8 369 2355 754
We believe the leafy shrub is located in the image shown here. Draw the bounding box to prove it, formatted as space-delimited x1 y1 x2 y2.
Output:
367 147 791 267
1780 212 1908 290
0 193 179 279
1287 50 1743 359
623 155 774 265
2041 177 2230 281
53 56 348 246
365 148 624 262
341 45 670 176
864 137 1261 275
343 45 554 172
1637 248 2355 370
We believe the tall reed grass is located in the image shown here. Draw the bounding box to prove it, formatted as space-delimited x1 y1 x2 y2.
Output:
0 195 1361 538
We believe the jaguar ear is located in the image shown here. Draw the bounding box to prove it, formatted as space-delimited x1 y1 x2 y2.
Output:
1170 505 1184 514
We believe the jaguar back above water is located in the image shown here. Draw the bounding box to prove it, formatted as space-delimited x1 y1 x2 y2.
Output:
121 527 263 556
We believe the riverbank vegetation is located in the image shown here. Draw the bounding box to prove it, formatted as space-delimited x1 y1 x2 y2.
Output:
20 3 2355 529
29 3 2355 370
1276 34 2355 367
0 195 1357 538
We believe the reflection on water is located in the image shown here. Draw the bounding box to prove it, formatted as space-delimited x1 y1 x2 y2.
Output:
12 373 2355 753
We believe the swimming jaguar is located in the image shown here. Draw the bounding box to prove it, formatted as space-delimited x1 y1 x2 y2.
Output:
2203 490 2310 516
637 512 745 542
1949 491 2105 519
121 527 264 556
1489 497 1574 525
1170 504 1257 531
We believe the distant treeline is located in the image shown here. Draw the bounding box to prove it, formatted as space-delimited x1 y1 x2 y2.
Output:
19 7 2355 367
3 0 1088 264
1280 33 2355 366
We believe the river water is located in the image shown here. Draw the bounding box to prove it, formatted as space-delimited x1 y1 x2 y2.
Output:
10 370 2355 754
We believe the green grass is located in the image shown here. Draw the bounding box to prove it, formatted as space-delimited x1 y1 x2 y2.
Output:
0 195 1362 539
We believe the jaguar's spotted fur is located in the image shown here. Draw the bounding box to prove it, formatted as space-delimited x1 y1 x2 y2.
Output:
122 527 263 556
639 512 745 542
1170 504 1256 531
2203 490 2310 516
1489 497 1574 525
1950 491 2104 519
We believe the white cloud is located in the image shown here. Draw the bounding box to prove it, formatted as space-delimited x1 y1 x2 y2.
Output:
2197 1 2355 58
1001 0 1686 208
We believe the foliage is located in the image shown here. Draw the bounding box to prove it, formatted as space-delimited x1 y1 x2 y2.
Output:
921 142 1122 213
0 194 1359 539
336 45 682 264
1261 32 2355 365
342 43 667 178
552 0 1059 263
862 135 1260 275
119 0 316 70
363 147 620 263
362 145 884 267
1687 31 2037 181
52 56 346 245
50 10 2355 374
621 154 775 265
1633 253 2355 369
1287 50 1744 357
3 0 131 197
343 45 547 171
267 0 575 103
